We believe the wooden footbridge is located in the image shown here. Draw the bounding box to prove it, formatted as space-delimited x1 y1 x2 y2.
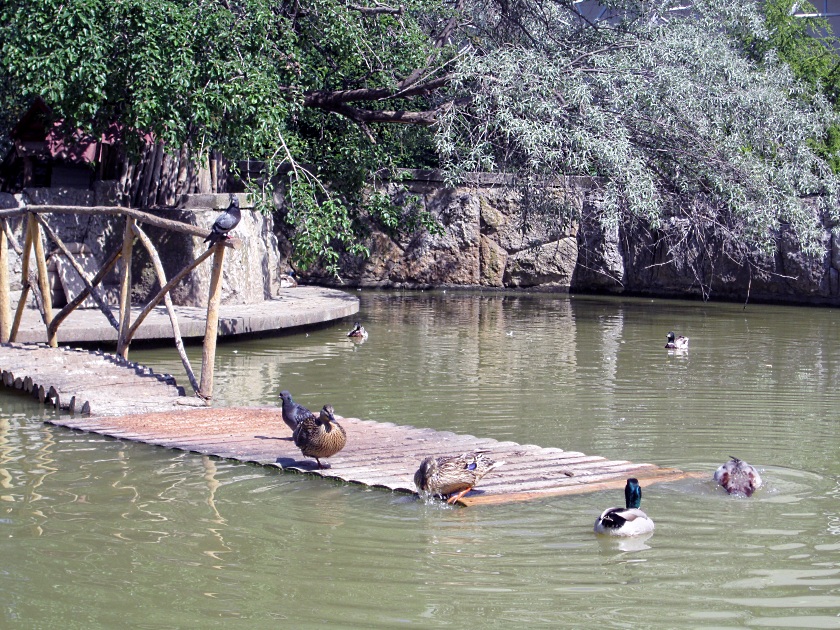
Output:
0 343 699 506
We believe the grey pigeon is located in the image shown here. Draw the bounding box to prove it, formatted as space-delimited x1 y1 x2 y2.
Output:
204 194 241 246
278 389 315 432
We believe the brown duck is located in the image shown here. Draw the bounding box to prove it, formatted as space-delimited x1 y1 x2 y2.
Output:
414 451 504 504
292 404 347 469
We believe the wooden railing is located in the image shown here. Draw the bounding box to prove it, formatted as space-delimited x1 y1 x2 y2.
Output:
0 203 236 402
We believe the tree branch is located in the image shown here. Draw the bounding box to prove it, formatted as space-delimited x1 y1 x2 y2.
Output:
349 3 404 16
303 74 453 109
332 98 471 127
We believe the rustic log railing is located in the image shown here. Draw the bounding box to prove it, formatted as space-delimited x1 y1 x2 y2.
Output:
0 203 237 402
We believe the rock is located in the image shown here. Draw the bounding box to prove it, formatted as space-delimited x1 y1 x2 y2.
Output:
135 196 290 306
503 238 578 288
480 235 507 287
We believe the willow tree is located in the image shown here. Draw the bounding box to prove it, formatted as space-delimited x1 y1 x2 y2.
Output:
437 0 840 292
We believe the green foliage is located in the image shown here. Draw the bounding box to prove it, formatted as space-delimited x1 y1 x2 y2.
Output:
437 0 840 278
0 0 446 269
4 0 839 287
744 0 840 173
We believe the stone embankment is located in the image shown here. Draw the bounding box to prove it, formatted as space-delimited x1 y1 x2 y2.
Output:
4 178 838 308
300 170 840 305
0 189 294 310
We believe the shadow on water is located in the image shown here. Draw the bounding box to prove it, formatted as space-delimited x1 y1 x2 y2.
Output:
2 290 840 628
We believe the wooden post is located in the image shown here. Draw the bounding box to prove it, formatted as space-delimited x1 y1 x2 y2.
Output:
9 223 33 342
0 222 10 342
132 223 202 397
116 216 135 359
126 245 215 341
48 247 122 339
36 215 120 331
199 242 226 399
29 214 55 346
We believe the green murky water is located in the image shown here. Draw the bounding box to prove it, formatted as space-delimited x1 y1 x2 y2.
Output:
2 291 840 628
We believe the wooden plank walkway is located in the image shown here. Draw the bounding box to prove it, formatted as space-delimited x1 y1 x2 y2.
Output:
43 406 699 506
0 342 190 416
0 342 699 505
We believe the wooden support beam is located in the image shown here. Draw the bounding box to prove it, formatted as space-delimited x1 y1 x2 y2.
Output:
0 222 10 342
116 216 135 359
199 242 226 399
125 246 215 342
131 223 202 397
48 247 122 338
9 223 33 343
0 205 213 239
1 218 22 255
35 214 120 331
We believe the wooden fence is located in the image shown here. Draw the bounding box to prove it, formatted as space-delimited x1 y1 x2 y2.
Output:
0 203 235 401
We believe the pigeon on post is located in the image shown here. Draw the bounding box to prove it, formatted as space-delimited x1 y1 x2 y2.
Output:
204 194 241 247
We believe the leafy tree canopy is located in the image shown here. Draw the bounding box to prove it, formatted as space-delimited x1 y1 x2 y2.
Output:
752 0 840 173
2 0 839 282
439 0 840 280
0 0 452 271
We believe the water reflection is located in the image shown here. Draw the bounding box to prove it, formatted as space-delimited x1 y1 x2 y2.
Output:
2 291 840 628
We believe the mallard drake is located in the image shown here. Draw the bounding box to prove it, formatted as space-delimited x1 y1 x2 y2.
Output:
594 478 655 536
347 321 368 340
414 451 504 504
714 456 762 496
665 331 689 349
292 404 347 469
278 389 315 432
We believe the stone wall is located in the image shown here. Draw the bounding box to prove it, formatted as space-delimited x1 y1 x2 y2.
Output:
301 170 840 305
5 176 840 307
0 189 292 309
302 172 586 291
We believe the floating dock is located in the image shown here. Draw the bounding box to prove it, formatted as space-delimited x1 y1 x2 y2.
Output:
0 342 188 415
1 342 699 506
44 407 696 506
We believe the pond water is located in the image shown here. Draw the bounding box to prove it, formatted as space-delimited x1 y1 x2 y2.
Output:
2 291 840 628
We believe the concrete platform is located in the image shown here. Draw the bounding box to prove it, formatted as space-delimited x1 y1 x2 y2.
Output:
9 286 359 344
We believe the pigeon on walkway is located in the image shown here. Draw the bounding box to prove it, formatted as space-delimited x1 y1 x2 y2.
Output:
278 389 315 432
204 194 241 247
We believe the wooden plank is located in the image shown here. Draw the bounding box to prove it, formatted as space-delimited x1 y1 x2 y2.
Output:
459 469 708 506
0 342 185 415
38 405 698 505
0 344 699 506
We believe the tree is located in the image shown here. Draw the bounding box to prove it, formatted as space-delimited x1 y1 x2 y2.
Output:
2 0 839 286
750 0 840 172
436 0 840 293
0 0 452 271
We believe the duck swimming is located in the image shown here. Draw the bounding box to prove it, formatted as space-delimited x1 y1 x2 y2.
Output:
414 451 503 504
714 456 762 496
292 404 347 469
665 331 689 349
594 478 655 537
347 321 368 340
